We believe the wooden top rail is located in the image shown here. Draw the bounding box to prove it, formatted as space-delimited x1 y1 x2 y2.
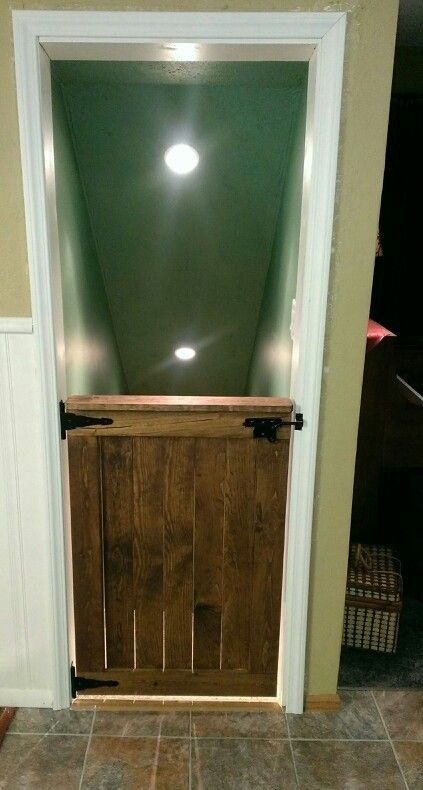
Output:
66 395 293 414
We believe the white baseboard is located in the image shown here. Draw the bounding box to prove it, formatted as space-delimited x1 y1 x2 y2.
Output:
0 330 56 710
0 689 54 708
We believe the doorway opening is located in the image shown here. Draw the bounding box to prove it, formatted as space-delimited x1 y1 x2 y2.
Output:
51 59 308 401
52 56 307 701
13 10 346 711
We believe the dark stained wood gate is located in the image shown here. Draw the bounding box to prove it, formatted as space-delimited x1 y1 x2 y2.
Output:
66 396 293 697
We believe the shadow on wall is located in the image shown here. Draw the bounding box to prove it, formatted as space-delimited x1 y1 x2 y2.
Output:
52 77 128 395
246 80 307 398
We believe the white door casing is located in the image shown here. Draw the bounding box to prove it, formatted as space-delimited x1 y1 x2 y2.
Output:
10 10 346 711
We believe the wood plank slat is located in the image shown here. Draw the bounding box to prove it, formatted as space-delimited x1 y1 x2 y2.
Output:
67 395 293 413
163 438 195 669
68 435 104 672
133 437 165 669
101 436 134 669
193 439 226 670
221 440 257 671
66 410 293 438
249 439 289 674
77 668 276 697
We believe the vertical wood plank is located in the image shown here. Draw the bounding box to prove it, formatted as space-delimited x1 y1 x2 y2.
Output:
68 435 104 672
102 436 134 668
249 438 289 674
163 438 195 669
133 437 165 669
221 439 256 670
193 439 226 670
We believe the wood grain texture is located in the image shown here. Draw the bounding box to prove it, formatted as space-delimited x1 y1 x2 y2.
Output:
68 435 105 672
67 410 294 438
193 439 226 670
249 439 288 674
68 399 291 696
76 668 276 697
304 693 341 712
101 436 134 669
67 395 293 413
163 438 195 669
221 440 257 671
133 437 165 669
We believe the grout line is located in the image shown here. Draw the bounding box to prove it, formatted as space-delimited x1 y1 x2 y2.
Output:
9 731 405 743
288 737 389 742
286 712 301 789
87 733 190 741
79 708 96 790
9 731 95 737
370 692 409 790
164 735 291 741
1 730 50 783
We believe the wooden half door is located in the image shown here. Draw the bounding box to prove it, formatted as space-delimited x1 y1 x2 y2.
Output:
66 396 293 697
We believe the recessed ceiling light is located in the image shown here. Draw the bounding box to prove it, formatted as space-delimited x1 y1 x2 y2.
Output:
164 144 199 175
175 346 196 360
166 43 200 61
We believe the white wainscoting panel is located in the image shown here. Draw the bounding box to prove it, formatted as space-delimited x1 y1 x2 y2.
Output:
0 325 55 706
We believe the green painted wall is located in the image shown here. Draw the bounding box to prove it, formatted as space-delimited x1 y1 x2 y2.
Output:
247 80 307 396
52 78 127 395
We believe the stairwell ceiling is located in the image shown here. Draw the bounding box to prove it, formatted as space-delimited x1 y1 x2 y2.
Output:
53 60 307 395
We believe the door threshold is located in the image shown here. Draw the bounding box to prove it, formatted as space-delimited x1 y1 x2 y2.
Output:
72 695 281 712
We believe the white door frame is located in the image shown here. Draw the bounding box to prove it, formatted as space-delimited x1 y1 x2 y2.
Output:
12 10 346 713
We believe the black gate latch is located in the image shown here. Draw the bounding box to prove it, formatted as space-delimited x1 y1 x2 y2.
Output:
60 400 113 440
244 414 303 442
71 665 119 698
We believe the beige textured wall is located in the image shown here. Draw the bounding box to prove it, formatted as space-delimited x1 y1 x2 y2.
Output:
0 0 398 697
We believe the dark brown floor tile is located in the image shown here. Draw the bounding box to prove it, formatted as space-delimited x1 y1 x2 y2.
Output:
93 709 189 737
293 740 405 789
81 735 189 789
0 734 43 784
373 690 423 740
287 690 386 740
394 741 423 789
0 733 88 789
9 707 94 734
192 737 297 789
192 709 288 739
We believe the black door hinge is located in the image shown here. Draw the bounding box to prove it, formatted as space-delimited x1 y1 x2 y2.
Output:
70 665 119 698
244 413 303 442
60 400 113 440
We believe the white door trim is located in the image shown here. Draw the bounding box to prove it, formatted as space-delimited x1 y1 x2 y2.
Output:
12 10 346 712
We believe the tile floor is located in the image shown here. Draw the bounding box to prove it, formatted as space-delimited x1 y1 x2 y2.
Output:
0 689 421 788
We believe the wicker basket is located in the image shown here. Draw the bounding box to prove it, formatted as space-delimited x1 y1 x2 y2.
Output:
342 544 403 653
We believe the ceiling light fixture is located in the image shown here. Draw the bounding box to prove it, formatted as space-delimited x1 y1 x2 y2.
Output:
166 43 200 61
164 144 199 175
175 346 196 360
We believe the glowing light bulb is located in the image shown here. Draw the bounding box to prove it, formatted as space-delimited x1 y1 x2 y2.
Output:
167 43 200 61
175 346 196 360
164 144 199 175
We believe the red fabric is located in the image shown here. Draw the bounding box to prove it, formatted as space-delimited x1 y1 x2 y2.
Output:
366 319 395 351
